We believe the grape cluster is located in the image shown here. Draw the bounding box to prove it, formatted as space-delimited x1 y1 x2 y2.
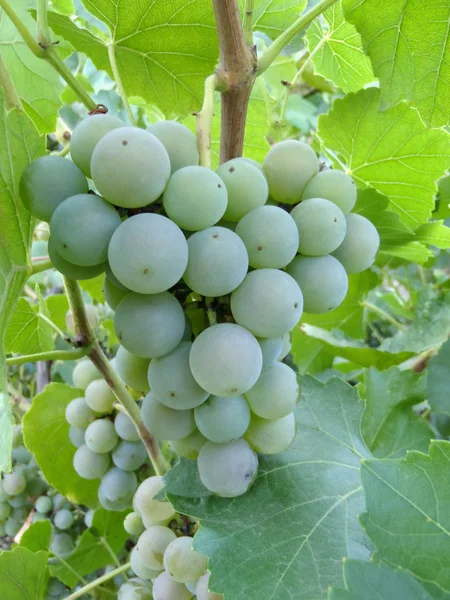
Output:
66 359 148 509
120 475 221 600
20 116 380 500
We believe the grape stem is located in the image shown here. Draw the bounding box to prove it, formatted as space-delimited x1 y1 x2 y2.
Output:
0 55 23 110
107 43 135 125
30 258 52 275
63 277 168 476
258 0 339 74
196 74 217 168
360 300 407 332
63 562 131 600
36 0 51 47
243 0 255 46
6 348 88 366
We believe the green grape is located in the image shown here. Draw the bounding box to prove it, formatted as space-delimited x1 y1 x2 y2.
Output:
163 166 227 231
114 292 185 359
85 419 118 454
65 397 95 429
245 362 299 419
287 255 348 314
112 440 147 471
148 120 199 174
245 412 296 454
53 493 71 511
70 114 126 178
13 506 29 521
66 304 98 333
302 169 357 214
118 577 153 600
183 227 249 297
136 525 176 571
197 439 258 498
103 276 130 310
20 156 88 222
3 473 26 496
153 571 193 600
98 486 133 511
216 158 268 222
100 467 138 502
115 346 150 392
11 445 31 464
170 429 207 460
133 476 176 528
48 235 106 280
5 517 21 537
235 205 299 269
72 359 101 391
258 336 283 365
35 496 53 514
124 511 145 536
84 509 94 528
141 392 195 440
263 140 319 204
50 193 121 266
196 572 223 600
27 475 48 496
185 582 198 595
148 342 210 410
91 127 171 208
290 198 347 256
84 378 115 414
12 425 24 449
73 444 110 479
279 332 291 360
51 532 74 557
0 502 11 519
114 411 140 442
109 214 188 294
163 536 208 583
130 547 164 581
47 578 66 598
331 214 380 274
54 508 74 530
240 157 267 179
230 269 303 338
194 395 250 443
34 221 50 241
190 323 263 397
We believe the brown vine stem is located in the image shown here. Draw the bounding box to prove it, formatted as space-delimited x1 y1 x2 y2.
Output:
212 0 257 163
63 277 168 476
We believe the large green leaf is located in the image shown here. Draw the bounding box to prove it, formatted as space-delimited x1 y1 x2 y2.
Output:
306 2 374 93
5 296 54 355
317 88 450 229
344 0 450 129
427 339 450 415
164 376 371 600
49 508 128 587
361 441 450 599
330 560 434 600
240 0 307 40
0 547 48 600
20 521 53 554
0 0 63 133
0 93 45 472
22 383 99 508
46 1 219 117
361 367 432 458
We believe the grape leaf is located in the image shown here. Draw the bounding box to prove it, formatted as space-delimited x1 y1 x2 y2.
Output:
164 376 372 600
5 296 54 355
50 0 74 15
49 508 129 587
22 383 99 509
0 92 45 472
20 521 53 554
414 222 450 250
46 0 219 117
361 441 450 599
300 324 413 368
343 0 450 129
0 0 63 134
317 88 450 229
0 546 49 600
330 560 434 600
239 0 307 39
427 339 450 415
306 2 374 93
380 287 450 354
46 295 70 332
360 367 432 458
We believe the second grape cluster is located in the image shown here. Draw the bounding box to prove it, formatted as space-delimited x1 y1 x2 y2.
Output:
20 116 380 499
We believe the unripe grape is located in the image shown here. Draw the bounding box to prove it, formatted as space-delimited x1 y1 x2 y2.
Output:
54 508 74 530
3 473 26 496
136 526 176 571
148 120 199 174
163 536 208 583
130 546 163 581
72 359 101 391
196 572 223 600
133 476 176 528
332 213 380 274
124 511 145 536
245 412 296 454
73 444 110 479
115 346 150 393
85 419 118 454
48 235 106 281
85 379 115 414
170 429 207 460
302 169 357 214
141 392 195 440
153 571 193 600
291 197 347 256
114 411 140 442
65 397 95 429
245 363 299 419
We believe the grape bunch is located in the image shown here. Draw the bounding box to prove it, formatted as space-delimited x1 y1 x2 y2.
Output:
20 115 379 500
119 475 222 600
66 359 149 509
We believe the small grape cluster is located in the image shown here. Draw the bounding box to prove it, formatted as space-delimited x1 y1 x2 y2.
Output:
20 115 380 499
119 475 221 600
66 359 149 510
